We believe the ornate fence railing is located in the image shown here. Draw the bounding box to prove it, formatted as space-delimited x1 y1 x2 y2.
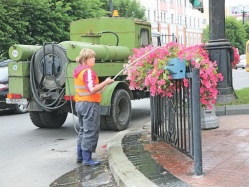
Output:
150 68 203 175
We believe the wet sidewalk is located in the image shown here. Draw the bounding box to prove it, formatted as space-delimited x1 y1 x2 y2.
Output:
50 114 249 187
109 114 249 187
50 160 117 187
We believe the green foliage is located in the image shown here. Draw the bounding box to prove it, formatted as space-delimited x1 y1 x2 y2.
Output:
100 0 146 20
225 17 246 54
202 25 209 43
202 17 247 54
0 0 146 58
243 22 249 41
0 0 108 58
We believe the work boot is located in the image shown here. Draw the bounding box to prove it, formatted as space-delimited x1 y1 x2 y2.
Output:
82 151 100 166
76 144 83 163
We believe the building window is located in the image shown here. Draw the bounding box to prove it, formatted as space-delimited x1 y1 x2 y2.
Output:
148 10 150 21
189 17 191 27
180 16 182 25
185 16 187 26
164 13 166 23
154 11 156 21
171 14 174 24
161 12 163 22
194 18 196 27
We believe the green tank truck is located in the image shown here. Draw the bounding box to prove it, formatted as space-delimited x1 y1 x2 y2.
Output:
6 17 157 131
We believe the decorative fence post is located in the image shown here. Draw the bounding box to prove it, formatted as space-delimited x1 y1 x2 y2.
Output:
191 68 203 176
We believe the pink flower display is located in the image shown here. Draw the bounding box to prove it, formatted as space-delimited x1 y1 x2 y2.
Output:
124 42 225 109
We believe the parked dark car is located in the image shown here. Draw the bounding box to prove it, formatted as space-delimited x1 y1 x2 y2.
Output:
0 59 27 113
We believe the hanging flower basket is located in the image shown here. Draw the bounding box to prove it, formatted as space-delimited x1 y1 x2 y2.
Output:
123 42 224 109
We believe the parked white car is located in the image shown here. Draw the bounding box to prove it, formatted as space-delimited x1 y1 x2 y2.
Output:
235 54 246 69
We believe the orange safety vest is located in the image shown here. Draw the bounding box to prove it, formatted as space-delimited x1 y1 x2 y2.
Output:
74 69 101 103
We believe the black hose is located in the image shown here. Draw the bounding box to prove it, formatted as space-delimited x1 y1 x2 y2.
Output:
30 50 67 110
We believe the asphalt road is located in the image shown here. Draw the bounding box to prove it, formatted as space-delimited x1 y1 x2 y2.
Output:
232 68 249 90
0 99 150 187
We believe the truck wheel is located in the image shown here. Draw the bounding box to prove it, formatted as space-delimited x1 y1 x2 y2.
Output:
30 111 46 128
39 111 68 128
106 89 131 131
100 116 111 131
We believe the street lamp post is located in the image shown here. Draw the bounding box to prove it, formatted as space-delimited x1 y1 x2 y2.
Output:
205 0 236 104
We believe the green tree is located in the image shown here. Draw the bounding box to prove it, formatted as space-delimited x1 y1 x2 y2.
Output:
0 0 107 58
225 17 246 54
202 25 209 43
243 22 249 41
0 0 29 58
101 0 146 20
202 17 247 54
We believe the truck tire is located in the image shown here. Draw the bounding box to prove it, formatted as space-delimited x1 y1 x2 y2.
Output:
100 116 111 131
33 44 68 89
39 111 68 128
106 89 131 131
30 111 46 128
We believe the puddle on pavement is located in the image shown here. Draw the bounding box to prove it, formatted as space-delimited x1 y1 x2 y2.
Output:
122 132 191 187
50 160 116 187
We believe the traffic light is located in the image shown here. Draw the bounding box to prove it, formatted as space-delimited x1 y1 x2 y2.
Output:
189 0 203 13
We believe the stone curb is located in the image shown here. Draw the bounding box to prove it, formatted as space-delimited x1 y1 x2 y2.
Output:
107 129 158 187
216 104 249 116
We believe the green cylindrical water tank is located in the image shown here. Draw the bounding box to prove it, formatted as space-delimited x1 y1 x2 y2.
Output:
9 45 42 61
64 41 107 61
64 41 131 62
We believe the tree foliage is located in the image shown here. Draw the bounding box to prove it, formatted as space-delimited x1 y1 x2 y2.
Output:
243 22 249 42
202 17 247 54
225 17 246 54
100 0 146 20
0 0 146 59
0 0 108 58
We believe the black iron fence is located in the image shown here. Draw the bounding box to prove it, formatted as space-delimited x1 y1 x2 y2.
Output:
150 69 203 175
160 33 177 44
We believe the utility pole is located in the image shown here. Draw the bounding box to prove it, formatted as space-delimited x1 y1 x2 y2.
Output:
242 7 247 24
